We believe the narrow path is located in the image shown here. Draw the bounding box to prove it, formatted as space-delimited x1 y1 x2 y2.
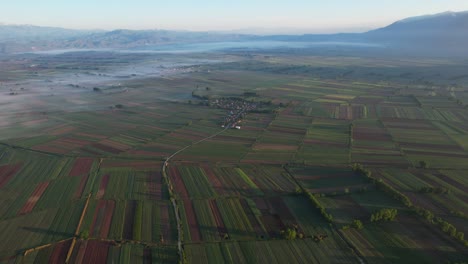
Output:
161 125 230 262
65 193 92 263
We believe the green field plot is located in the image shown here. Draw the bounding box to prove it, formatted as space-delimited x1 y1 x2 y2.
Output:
349 190 404 213
180 138 251 162
34 177 80 209
186 238 358 264
383 95 420 106
43 201 84 242
290 166 367 194
405 154 468 169
305 118 350 145
209 166 263 197
257 130 304 145
351 119 409 166
242 151 296 164
319 195 369 225
271 114 312 130
433 120 468 150
214 198 256 241
176 165 215 198
438 170 468 188
417 96 460 109
29 241 179 264
378 105 465 121
296 118 350 165
342 213 468 264
295 145 350 165
293 101 331 117
79 163 164 200
382 119 468 168
238 164 298 195
376 168 431 192
3 153 71 188
384 120 457 145
318 189 403 227
0 208 59 257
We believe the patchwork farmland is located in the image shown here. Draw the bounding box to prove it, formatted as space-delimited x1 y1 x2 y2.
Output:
0 48 468 264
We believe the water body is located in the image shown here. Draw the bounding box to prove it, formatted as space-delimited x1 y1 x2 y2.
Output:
27 41 382 55
132 41 383 53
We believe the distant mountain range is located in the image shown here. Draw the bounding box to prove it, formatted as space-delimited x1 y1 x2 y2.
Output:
0 24 99 41
260 11 468 56
1 10 467 56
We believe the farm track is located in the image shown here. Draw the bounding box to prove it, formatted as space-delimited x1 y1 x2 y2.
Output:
162 125 231 262
161 110 245 262
65 193 92 263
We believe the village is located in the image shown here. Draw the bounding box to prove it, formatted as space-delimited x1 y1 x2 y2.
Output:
209 98 259 129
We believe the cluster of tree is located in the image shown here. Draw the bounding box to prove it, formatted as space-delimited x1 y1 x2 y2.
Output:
352 219 364 229
434 217 466 245
313 233 328 242
415 207 434 222
281 225 304 240
354 164 468 248
79 230 89 240
243 91 257 97
419 186 450 194
191 90 210 100
343 219 364 230
414 200 468 247
285 163 333 223
352 163 412 207
370 208 398 222
282 228 297 240
351 163 372 177
305 192 333 223
419 160 428 168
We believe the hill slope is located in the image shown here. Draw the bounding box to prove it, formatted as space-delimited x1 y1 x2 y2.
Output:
365 11 468 53
262 11 468 56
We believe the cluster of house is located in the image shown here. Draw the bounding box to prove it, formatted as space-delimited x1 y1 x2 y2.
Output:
212 98 258 129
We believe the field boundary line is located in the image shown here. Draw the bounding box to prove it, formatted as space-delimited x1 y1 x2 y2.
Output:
282 165 367 264
65 193 92 263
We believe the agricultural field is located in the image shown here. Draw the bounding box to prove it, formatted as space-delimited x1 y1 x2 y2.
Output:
0 45 468 263
351 119 409 167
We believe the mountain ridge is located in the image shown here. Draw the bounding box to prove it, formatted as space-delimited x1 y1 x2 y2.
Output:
1 10 467 56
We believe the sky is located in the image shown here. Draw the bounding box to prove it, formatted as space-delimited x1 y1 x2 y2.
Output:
1 0 468 33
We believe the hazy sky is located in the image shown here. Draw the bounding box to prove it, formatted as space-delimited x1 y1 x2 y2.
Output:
2 0 468 33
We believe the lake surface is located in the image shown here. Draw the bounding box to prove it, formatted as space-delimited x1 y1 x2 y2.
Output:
28 40 382 55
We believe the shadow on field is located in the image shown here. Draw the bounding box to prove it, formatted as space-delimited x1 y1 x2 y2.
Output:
362 247 468 264
21 226 72 237
195 224 270 241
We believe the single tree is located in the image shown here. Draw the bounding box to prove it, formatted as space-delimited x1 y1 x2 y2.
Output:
419 160 428 169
